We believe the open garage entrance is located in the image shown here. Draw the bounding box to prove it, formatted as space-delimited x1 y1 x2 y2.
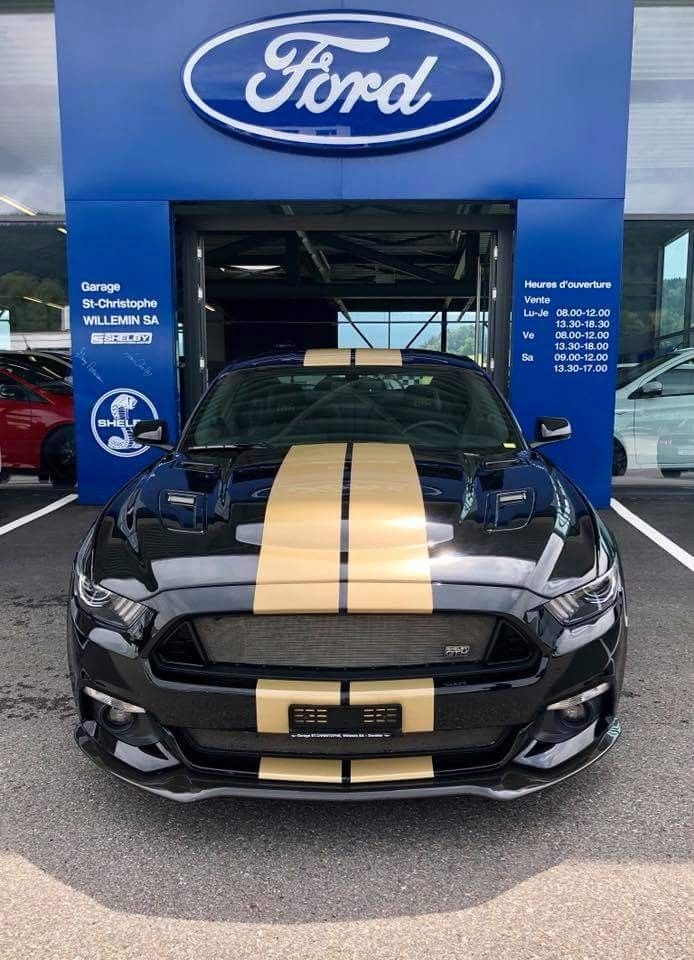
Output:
175 201 514 418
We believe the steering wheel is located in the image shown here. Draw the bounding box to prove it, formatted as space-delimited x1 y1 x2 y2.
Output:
403 419 460 438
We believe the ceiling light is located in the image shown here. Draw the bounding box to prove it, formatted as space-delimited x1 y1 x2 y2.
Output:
204 303 216 312
229 263 280 273
0 194 37 216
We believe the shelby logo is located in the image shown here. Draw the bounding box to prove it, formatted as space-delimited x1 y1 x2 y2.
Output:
90 388 158 458
443 644 472 658
182 12 502 152
90 332 153 346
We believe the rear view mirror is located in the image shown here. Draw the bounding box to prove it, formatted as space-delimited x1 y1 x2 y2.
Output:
133 419 174 450
530 416 572 448
639 380 663 399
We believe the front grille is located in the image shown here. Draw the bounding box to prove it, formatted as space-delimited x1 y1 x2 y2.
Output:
192 613 497 669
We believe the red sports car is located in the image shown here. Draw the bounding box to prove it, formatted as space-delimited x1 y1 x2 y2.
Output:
0 366 75 486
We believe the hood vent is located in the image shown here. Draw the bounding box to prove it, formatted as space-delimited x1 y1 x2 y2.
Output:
159 490 206 533
485 488 535 532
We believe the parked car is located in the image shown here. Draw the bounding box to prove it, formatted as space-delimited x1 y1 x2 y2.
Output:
0 350 72 387
656 420 694 477
0 366 75 485
613 347 694 476
69 348 625 802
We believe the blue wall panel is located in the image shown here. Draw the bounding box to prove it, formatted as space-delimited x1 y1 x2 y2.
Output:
65 201 178 504
54 1 634 203
509 200 626 506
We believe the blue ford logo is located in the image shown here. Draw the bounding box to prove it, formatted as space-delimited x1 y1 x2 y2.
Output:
182 12 503 151
90 388 158 458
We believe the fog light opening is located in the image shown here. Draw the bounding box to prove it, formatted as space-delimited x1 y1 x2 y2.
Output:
559 702 590 726
105 704 135 727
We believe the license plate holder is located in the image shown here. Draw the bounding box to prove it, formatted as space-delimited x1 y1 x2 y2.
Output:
289 703 402 739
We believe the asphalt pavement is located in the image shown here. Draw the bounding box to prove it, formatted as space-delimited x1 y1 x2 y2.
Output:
0 487 692 960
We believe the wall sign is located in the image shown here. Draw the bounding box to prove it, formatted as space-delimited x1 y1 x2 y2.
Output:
182 11 503 151
90 388 159 458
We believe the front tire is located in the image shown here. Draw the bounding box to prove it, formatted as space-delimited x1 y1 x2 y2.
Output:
44 425 76 487
612 439 627 476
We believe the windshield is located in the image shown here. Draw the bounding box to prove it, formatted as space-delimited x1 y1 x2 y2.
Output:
182 365 523 454
616 354 676 390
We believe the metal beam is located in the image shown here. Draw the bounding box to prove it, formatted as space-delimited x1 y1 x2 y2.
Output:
181 213 514 232
492 226 514 396
205 234 275 266
180 226 208 417
281 203 372 347
315 233 450 285
206 280 477 299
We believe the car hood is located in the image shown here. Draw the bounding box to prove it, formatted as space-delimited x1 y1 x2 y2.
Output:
92 443 602 604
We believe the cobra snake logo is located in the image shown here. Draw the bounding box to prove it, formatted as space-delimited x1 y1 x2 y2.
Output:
107 393 139 451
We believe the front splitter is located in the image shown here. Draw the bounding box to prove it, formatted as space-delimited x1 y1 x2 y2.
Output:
75 719 621 802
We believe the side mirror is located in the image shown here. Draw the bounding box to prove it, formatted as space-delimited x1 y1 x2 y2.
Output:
638 380 663 399
133 419 174 451
530 416 572 448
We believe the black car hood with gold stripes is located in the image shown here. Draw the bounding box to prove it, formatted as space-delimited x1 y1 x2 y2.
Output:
93 440 603 607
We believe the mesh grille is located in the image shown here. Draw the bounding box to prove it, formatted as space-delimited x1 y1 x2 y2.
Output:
193 613 496 668
182 726 506 757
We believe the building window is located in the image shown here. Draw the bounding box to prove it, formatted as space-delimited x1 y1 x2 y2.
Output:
0 5 64 215
626 4 694 215
620 220 694 365
0 6 67 348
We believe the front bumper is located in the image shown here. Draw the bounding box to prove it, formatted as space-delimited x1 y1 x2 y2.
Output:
68 589 626 802
75 716 621 802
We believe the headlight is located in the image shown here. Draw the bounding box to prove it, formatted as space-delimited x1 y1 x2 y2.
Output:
75 572 148 630
74 527 148 630
545 564 621 625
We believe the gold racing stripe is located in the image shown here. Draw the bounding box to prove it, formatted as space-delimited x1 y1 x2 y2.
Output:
253 443 347 614
259 757 342 783
354 348 402 366
349 678 434 733
256 679 341 734
347 443 433 613
350 756 434 784
304 348 352 366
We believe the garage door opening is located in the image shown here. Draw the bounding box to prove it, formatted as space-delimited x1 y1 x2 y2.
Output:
175 201 514 417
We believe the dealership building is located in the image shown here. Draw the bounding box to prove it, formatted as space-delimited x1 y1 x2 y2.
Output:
1 0 693 505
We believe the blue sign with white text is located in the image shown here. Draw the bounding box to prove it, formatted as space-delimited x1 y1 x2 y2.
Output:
182 11 503 151
66 201 179 504
510 200 626 507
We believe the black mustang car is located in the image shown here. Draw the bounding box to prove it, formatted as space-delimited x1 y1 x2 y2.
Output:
68 348 625 801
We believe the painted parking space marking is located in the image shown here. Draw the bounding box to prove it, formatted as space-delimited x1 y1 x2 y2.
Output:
610 498 694 573
0 493 78 537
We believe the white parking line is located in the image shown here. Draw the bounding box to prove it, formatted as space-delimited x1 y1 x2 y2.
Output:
0 493 78 536
610 497 694 573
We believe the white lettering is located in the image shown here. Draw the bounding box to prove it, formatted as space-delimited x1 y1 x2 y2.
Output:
245 32 437 117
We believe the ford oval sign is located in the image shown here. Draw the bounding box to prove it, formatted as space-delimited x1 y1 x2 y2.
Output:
182 12 503 152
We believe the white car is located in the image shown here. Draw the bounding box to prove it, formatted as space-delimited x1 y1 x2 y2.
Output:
613 347 694 476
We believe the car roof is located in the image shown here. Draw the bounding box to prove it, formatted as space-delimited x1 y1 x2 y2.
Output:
220 349 483 375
